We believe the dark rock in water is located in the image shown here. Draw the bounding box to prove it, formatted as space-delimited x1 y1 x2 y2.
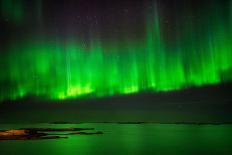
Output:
0 135 67 140
20 127 94 132
69 131 104 135
0 130 67 140
0 127 102 141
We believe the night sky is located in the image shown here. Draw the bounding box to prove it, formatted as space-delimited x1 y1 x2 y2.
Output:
0 0 232 122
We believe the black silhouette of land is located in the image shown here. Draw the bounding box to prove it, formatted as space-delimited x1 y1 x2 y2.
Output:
0 83 232 123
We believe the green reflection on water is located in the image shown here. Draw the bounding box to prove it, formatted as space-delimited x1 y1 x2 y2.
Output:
0 124 231 155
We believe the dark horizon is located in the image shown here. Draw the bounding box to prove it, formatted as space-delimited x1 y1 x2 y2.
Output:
1 83 231 123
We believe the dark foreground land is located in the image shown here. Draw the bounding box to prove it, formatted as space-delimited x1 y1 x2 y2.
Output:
1 83 232 123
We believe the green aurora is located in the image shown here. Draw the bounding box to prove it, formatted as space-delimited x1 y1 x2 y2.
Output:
0 1 232 101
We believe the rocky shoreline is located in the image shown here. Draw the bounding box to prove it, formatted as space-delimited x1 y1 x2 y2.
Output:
0 128 103 141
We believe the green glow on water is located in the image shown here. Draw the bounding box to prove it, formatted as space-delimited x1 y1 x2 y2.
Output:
0 124 232 155
0 1 232 101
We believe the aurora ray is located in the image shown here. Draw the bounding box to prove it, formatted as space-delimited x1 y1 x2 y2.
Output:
0 0 231 101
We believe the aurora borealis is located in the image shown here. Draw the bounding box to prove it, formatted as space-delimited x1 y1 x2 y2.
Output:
0 0 232 102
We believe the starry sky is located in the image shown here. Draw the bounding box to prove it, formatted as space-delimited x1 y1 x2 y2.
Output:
0 0 232 102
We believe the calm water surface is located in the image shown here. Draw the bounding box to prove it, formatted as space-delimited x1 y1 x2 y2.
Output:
0 123 232 155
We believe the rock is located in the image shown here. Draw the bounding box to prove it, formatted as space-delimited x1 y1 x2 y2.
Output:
70 131 104 135
0 127 103 141
0 130 28 136
20 128 94 132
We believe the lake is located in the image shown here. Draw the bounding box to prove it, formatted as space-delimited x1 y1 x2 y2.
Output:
0 123 232 155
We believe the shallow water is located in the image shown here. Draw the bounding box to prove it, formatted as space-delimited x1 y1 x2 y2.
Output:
0 123 232 155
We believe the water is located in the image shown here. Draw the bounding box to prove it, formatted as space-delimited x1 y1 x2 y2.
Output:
0 123 232 155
